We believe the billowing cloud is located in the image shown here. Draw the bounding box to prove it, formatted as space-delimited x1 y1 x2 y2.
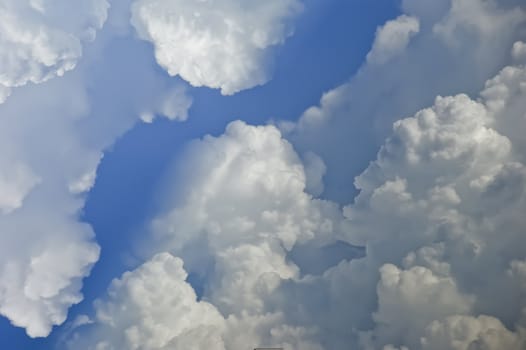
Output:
0 0 109 103
73 252 226 350
59 2 526 350
67 121 345 349
149 121 346 314
130 0 302 95
421 315 526 350
0 72 103 337
0 2 194 337
71 50 526 349
286 0 526 203
348 60 526 349
366 15 420 65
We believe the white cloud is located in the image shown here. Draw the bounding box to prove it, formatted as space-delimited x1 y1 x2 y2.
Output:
262 60 526 350
149 121 345 314
0 162 40 214
130 0 302 95
512 41 526 63
286 0 526 202
0 2 195 337
70 49 526 350
79 252 226 350
343 62 526 349
301 151 327 197
421 315 526 350
70 251 325 350
0 0 109 103
362 264 473 349
64 2 526 350
140 85 193 123
67 120 342 349
366 15 420 65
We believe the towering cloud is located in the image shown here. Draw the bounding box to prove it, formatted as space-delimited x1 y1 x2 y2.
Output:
350 58 526 349
69 44 526 350
286 0 526 202
366 15 420 65
130 0 302 94
67 121 344 349
7 0 524 348
0 0 109 103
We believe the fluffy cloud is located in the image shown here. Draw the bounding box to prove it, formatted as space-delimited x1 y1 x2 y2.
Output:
260 58 526 349
75 252 226 350
0 162 40 214
140 85 193 123
0 72 103 337
70 252 326 350
67 121 343 349
366 15 420 65
149 121 345 314
421 315 526 350
70 56 526 347
130 0 302 95
0 0 109 103
66 3 526 350
286 0 526 203
0 2 194 337
347 60 526 349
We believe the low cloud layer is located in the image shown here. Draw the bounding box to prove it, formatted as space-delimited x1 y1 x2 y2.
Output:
130 0 302 94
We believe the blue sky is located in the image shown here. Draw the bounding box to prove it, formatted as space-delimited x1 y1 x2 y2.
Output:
1 1 526 349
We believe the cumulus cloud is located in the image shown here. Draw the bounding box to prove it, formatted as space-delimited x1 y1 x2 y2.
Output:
421 315 526 350
0 162 40 214
349 62 526 349
259 58 526 349
130 0 302 95
75 252 226 350
286 0 526 202
0 0 109 103
0 73 103 337
366 15 420 65
140 85 193 123
67 121 345 349
66 3 526 350
148 121 345 314
0 1 194 337
70 55 526 347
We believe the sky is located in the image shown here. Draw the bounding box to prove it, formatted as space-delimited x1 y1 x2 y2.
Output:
0 1 526 349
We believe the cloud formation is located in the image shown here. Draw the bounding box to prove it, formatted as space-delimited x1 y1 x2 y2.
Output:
78 252 226 350
130 0 302 94
286 0 526 202
0 0 109 103
68 120 346 349
69 44 526 349
366 15 420 65
3 1 524 349
342 59 526 349
0 2 193 337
